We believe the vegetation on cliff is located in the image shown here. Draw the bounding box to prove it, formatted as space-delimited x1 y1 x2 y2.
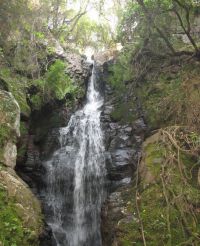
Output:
0 1 106 245
0 90 43 246
114 129 200 246
106 0 200 245
1 0 200 245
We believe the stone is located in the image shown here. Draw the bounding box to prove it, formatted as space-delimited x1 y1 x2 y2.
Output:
101 60 147 246
0 169 43 239
0 90 20 168
0 89 20 138
0 89 45 244
132 118 147 134
3 141 17 168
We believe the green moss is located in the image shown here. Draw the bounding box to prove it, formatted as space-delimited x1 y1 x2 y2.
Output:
20 122 28 136
108 46 200 130
0 90 20 163
17 144 27 160
137 60 200 130
108 46 133 90
108 48 139 124
144 142 165 177
116 130 200 246
0 67 31 116
111 100 137 123
0 185 39 246
0 124 12 164
45 59 76 100
0 124 11 147
30 94 43 111
111 104 126 122
0 92 19 125
29 59 81 110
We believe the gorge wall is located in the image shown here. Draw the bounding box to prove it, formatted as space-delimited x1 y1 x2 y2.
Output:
1 44 200 246
0 90 43 246
0 38 92 245
100 52 200 245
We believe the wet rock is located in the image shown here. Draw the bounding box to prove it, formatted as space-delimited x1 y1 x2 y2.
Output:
101 62 147 246
64 52 91 84
101 187 130 246
16 49 92 246
132 118 147 134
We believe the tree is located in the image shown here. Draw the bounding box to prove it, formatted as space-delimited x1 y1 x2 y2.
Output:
172 0 200 54
118 0 200 56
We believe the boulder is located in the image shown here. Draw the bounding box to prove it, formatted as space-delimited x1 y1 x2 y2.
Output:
0 169 43 233
0 90 20 138
0 90 20 167
0 89 44 245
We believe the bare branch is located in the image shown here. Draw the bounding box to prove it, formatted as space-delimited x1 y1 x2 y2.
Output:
136 0 176 55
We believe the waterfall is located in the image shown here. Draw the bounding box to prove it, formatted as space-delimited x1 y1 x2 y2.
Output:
41 63 106 246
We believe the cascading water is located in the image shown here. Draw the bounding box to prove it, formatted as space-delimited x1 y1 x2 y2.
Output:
41 63 106 246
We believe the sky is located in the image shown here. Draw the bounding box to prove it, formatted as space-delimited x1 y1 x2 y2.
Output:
68 0 119 31
67 0 121 57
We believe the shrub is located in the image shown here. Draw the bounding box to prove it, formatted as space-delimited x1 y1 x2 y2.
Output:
0 124 11 147
108 49 132 91
45 59 76 100
30 60 77 110
0 186 26 246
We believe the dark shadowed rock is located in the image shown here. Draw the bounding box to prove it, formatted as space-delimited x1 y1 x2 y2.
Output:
101 61 147 245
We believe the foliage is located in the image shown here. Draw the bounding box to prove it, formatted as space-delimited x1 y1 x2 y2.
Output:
17 143 27 160
110 100 138 124
29 59 77 110
68 16 114 51
0 125 11 148
108 46 133 90
0 0 118 70
137 59 200 131
0 185 37 246
118 0 200 55
116 128 200 245
45 59 75 100
0 67 31 116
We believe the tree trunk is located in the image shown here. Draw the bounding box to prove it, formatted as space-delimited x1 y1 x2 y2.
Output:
172 0 199 54
136 0 176 55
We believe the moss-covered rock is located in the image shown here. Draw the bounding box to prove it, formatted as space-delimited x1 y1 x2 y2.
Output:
114 128 200 246
0 89 44 246
0 67 31 117
137 59 200 131
0 169 43 246
0 90 20 167
0 90 20 137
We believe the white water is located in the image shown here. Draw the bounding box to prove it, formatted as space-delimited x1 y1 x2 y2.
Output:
42 64 106 246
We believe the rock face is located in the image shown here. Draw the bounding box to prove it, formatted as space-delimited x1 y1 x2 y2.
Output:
16 55 145 245
15 53 93 245
46 35 91 87
100 63 147 245
0 169 43 231
111 129 200 245
3 141 17 168
18 52 92 175
0 89 44 246
0 90 20 167
0 90 20 136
